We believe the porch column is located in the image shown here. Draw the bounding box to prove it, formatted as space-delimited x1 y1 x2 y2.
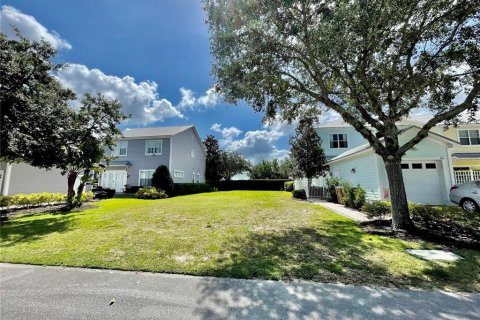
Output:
2 163 12 196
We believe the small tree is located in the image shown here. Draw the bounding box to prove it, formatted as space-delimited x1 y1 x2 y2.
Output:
151 165 174 195
220 151 251 180
249 159 287 179
289 118 327 195
204 135 223 183
63 93 128 207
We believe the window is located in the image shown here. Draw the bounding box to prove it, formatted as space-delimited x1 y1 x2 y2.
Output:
139 170 154 186
412 163 423 169
196 173 200 183
401 163 409 169
145 140 162 155
329 134 348 148
112 141 128 156
458 130 480 145
174 170 184 178
425 163 437 169
192 172 195 183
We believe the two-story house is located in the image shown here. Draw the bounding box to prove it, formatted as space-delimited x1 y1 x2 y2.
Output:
99 125 206 192
0 125 206 196
295 116 479 205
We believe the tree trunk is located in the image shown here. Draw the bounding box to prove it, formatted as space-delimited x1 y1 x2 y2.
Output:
383 158 413 230
66 171 78 207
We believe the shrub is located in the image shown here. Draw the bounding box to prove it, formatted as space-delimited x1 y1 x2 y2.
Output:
284 181 294 191
217 179 290 191
353 185 367 209
326 178 340 203
81 191 95 202
341 181 355 207
0 192 70 208
135 187 168 199
361 200 392 219
92 187 115 199
172 183 213 196
292 189 307 200
151 165 174 195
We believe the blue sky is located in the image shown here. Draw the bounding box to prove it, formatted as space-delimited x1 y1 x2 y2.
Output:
1 1 313 163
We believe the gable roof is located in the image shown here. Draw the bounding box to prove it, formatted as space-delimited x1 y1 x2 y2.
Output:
318 115 433 129
122 125 193 138
328 125 461 163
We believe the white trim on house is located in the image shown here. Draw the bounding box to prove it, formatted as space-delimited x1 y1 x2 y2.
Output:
112 141 128 157
138 169 155 186
329 133 349 149
169 137 173 171
173 170 184 179
457 128 480 146
145 140 163 156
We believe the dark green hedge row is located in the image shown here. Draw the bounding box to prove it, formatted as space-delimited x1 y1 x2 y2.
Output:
172 183 213 196
216 179 291 191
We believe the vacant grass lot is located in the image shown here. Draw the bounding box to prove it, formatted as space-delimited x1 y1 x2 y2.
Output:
1 191 478 292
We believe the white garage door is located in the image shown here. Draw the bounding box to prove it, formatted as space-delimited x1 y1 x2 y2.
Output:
401 161 444 205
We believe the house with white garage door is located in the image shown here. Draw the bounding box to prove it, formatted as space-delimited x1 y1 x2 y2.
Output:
99 125 206 192
295 116 479 205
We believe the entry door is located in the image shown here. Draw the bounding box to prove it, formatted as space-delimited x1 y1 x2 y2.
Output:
102 171 127 192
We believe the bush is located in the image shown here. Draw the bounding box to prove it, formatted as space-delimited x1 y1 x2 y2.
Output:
171 183 213 196
361 200 392 219
217 179 290 191
135 187 168 199
353 185 367 209
326 178 340 203
292 189 307 200
341 182 356 208
0 192 71 208
284 181 294 191
81 191 95 202
151 165 174 195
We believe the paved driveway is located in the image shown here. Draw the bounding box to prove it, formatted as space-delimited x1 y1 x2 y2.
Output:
1 263 479 320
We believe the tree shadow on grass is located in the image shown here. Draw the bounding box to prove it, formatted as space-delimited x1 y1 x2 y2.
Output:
0 214 75 248
193 219 480 319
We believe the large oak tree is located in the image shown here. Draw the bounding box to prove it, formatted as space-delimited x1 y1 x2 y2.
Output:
204 0 480 229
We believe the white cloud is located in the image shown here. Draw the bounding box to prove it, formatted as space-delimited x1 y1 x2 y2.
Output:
55 64 183 124
0 5 72 49
210 123 242 139
178 87 221 110
212 116 294 163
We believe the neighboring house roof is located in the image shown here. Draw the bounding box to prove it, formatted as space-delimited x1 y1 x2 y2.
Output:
122 125 193 138
107 160 132 166
328 125 461 164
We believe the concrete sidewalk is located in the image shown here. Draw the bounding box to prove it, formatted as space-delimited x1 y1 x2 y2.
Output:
1 263 479 320
311 200 369 222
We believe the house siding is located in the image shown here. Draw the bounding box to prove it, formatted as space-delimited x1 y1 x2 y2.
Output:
329 153 381 200
170 128 206 183
316 127 368 159
104 138 171 187
1 162 71 195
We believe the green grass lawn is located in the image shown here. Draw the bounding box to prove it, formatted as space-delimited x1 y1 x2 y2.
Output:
1 191 478 292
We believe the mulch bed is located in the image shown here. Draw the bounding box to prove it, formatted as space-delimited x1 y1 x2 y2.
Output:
360 218 480 250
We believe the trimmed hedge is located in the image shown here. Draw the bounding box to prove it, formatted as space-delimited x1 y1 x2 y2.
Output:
172 183 213 196
361 200 391 219
217 179 291 191
0 191 94 208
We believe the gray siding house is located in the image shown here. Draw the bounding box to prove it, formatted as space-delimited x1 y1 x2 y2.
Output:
99 125 206 192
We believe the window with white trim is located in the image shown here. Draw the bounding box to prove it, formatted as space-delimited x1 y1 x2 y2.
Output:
145 140 162 155
196 173 200 183
139 170 155 186
112 141 128 156
329 134 348 148
458 130 480 145
174 170 184 178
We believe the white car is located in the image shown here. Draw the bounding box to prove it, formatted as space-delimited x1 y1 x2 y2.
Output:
449 181 480 213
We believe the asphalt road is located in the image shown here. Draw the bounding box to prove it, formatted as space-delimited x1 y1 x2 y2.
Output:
1 263 479 320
